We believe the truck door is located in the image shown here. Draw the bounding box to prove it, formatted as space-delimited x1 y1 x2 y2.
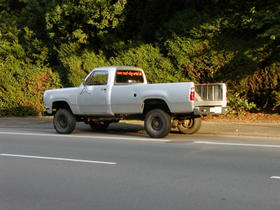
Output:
77 70 110 115
111 70 144 114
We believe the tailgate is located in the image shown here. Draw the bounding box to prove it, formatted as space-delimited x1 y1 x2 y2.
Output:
194 83 228 115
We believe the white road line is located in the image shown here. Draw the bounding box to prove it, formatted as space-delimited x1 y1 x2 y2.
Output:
0 131 168 142
270 176 280 180
195 141 280 148
0 153 117 165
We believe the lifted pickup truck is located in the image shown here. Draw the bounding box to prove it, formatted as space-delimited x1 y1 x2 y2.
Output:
43 66 228 138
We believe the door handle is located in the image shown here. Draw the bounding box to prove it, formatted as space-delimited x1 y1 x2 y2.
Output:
102 88 107 91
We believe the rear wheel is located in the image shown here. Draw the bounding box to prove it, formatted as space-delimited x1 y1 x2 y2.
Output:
53 109 76 134
177 117 201 134
144 109 171 138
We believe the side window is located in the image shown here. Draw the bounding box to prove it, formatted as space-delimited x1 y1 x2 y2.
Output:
85 71 108 86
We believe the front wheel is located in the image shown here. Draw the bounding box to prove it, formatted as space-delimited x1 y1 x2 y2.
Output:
144 109 171 138
53 109 76 134
177 117 201 134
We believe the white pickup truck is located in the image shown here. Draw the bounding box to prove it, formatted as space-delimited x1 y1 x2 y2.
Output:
43 66 228 138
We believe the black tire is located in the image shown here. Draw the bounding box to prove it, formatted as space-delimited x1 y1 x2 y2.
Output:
177 117 201 134
53 109 76 134
89 121 110 131
144 109 171 138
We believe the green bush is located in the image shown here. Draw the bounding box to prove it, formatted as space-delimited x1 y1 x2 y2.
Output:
57 43 109 87
0 59 60 116
164 34 234 83
110 44 187 83
227 92 258 114
1 0 279 116
0 20 60 116
272 91 280 112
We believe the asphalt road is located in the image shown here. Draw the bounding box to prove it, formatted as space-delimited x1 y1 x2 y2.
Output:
0 122 280 210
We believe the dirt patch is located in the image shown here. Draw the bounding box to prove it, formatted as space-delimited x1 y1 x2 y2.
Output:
204 113 280 124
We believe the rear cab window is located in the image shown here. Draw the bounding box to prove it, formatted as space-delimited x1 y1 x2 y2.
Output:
115 70 144 85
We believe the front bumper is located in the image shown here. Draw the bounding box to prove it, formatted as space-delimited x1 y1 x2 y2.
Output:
42 110 53 116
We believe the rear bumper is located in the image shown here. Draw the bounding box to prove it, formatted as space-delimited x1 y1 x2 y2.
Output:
195 106 229 116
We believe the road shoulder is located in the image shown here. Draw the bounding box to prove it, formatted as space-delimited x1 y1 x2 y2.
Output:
0 116 279 139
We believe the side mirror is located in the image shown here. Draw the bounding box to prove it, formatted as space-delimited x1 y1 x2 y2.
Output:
81 79 86 86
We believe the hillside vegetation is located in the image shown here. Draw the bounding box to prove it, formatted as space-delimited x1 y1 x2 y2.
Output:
0 0 279 116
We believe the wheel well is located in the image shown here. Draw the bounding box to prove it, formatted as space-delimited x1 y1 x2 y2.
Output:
143 99 171 115
52 101 72 113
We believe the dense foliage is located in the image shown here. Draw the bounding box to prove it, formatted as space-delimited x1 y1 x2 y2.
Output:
0 0 279 116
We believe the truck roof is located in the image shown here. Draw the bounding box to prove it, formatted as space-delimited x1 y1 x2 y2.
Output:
93 66 143 72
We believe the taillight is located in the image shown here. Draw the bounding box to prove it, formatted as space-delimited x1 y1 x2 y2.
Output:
190 87 195 101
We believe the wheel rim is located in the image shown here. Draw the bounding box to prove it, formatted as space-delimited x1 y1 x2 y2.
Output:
182 119 194 129
151 117 163 131
58 115 67 128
